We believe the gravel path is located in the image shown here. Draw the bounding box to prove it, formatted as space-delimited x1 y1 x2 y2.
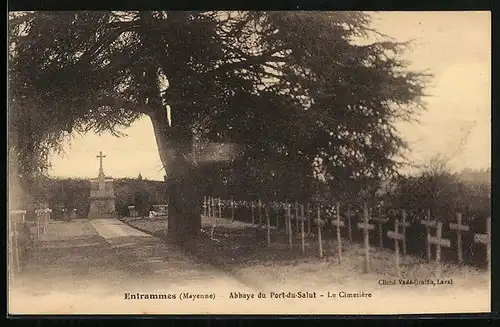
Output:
9 218 254 314
8 218 490 315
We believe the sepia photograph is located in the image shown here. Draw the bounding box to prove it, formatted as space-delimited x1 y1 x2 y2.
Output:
7 10 491 315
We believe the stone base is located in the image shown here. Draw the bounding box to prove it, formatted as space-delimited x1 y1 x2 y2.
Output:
88 197 116 219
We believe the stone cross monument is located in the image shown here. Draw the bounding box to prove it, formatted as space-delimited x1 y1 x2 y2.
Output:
88 151 116 219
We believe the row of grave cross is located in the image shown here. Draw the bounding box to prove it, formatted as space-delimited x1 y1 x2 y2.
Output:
325 206 490 276
202 197 491 277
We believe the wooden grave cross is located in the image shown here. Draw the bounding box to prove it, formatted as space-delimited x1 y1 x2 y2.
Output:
298 204 308 253
274 203 279 229
428 221 451 277
251 202 255 225
214 197 217 218
473 216 491 271
218 198 222 219
43 209 51 234
314 206 326 258
258 199 263 226
283 203 288 234
306 203 312 235
214 198 217 218
344 205 356 242
41 209 49 235
286 204 293 250
449 212 470 265
35 210 43 239
397 210 411 255
203 196 207 217
372 205 389 249
387 219 405 278
231 198 235 222
35 209 46 235
283 203 288 231
357 204 375 273
266 206 271 245
32 210 40 239
331 202 345 263
212 197 217 221
294 201 299 232
420 209 437 261
207 197 210 218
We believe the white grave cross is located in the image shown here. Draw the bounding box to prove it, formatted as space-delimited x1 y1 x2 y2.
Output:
428 221 451 277
449 212 470 265
357 204 375 273
331 202 345 263
387 219 405 278
473 216 491 271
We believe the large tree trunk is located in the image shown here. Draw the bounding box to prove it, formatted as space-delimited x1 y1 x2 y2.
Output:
149 110 202 243
138 11 203 243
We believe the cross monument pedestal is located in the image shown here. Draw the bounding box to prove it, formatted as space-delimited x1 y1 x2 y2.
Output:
88 151 116 219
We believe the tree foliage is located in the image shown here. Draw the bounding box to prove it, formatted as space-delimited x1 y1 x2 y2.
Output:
9 11 428 237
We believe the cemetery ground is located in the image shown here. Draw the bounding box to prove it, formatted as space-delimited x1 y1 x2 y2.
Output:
119 214 491 313
9 218 255 314
9 215 490 314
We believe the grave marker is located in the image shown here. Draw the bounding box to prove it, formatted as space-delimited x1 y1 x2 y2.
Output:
314 206 326 258
397 210 411 255
344 205 356 242
474 216 491 271
212 197 215 218
258 199 262 226
42 209 50 233
218 198 222 219
372 205 389 249
206 198 212 225
34 210 43 238
307 203 312 235
35 209 46 235
420 209 437 261
266 206 271 245
231 198 235 222
299 205 307 253
274 204 279 229
331 202 345 263
251 202 255 225
294 201 299 233
387 219 405 278
282 204 287 233
208 197 212 219
203 196 207 216
428 221 451 277
449 212 470 265
128 205 137 217
287 204 293 250
357 204 375 273
152 205 168 218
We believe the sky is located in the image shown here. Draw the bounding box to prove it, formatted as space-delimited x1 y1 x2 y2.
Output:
47 11 491 181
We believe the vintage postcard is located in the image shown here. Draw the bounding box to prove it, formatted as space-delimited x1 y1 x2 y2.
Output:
8 11 490 315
